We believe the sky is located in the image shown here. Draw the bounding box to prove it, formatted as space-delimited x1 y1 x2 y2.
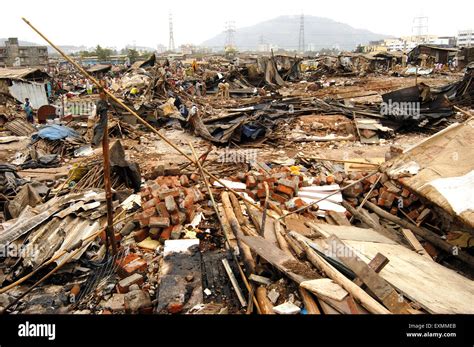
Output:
2 0 473 49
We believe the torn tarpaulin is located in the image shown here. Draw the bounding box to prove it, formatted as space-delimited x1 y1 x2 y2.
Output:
34 124 82 141
109 140 141 192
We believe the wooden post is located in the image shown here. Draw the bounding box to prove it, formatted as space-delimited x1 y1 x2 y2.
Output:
98 87 117 255
255 287 275 314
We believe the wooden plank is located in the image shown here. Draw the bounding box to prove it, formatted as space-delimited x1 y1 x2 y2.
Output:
298 288 321 314
240 235 319 284
344 239 474 314
401 228 434 261
301 278 349 301
222 258 247 307
255 287 275 314
306 222 397 244
353 253 389 286
318 295 368 314
289 232 391 314
327 211 351 226
326 235 412 314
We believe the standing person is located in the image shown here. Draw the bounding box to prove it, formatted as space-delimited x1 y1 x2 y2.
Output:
24 98 34 123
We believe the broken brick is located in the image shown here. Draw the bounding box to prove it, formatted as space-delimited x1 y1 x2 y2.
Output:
117 273 144 294
171 225 183 240
165 195 178 213
149 216 170 228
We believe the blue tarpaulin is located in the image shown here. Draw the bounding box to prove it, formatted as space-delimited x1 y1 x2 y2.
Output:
34 125 81 141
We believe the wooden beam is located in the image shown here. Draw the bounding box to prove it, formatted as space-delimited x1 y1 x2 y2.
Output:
289 231 391 314
365 201 474 268
299 288 321 314
326 235 412 314
255 287 275 314
401 228 434 261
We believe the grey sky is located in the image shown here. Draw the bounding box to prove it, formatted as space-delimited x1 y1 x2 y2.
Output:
2 0 473 49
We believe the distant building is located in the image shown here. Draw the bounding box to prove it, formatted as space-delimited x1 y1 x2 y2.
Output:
458 30 473 48
0 38 48 67
257 43 279 52
363 35 455 53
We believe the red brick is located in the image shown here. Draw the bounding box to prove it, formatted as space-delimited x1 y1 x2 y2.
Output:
171 225 183 240
294 198 307 209
133 228 149 242
407 209 420 220
149 216 170 228
159 188 181 200
141 198 156 210
167 302 184 314
170 211 186 225
270 192 288 204
149 227 161 240
117 273 144 294
156 202 170 219
180 175 190 187
160 226 172 242
190 173 199 182
164 195 178 212
257 189 267 199
326 176 335 185
116 254 147 279
143 206 157 218
246 175 257 188
192 188 204 202
138 216 150 228
180 194 194 210
275 184 294 198
185 206 196 223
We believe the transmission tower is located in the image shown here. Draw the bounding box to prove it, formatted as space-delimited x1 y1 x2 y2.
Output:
224 21 236 50
298 13 305 53
412 16 429 41
168 12 175 52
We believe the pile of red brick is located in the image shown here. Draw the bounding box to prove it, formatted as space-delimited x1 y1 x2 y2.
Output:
231 167 427 221
341 172 428 220
133 174 205 243
233 167 307 210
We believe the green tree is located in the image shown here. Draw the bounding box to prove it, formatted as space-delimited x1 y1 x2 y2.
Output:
127 49 140 64
95 45 112 61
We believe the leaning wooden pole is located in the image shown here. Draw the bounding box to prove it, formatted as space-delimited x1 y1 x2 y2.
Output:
98 90 117 255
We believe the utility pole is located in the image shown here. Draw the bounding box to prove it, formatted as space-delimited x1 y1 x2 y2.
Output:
168 12 175 52
298 13 305 54
412 16 429 43
224 21 236 50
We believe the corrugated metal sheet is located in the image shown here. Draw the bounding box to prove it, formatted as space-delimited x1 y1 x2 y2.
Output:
0 67 49 80
8 80 48 109
4 117 36 136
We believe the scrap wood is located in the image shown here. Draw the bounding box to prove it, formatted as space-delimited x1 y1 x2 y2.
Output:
365 201 474 268
401 228 434 261
255 286 275 314
325 235 412 314
288 231 391 314
240 235 319 284
300 278 349 302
